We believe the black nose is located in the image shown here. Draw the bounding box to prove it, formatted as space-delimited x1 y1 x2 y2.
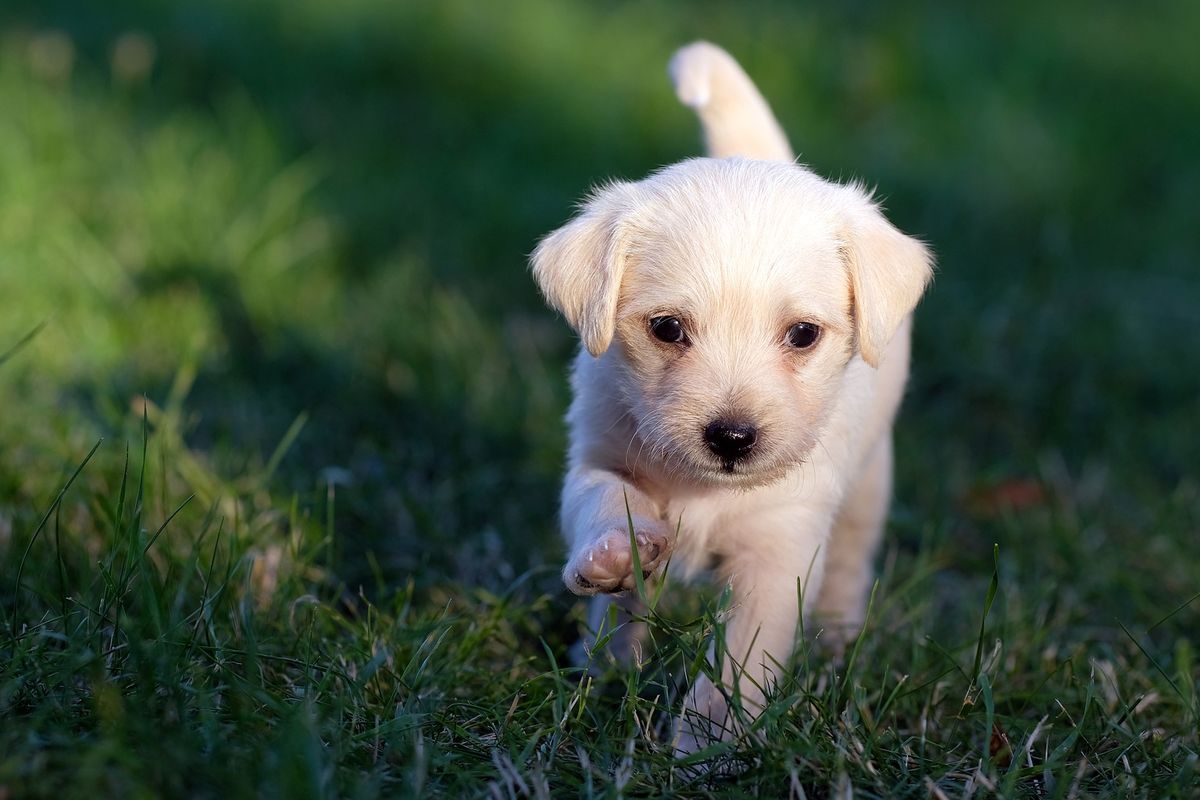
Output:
704 420 758 463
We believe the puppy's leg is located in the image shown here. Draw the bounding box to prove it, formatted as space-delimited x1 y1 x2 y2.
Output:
812 437 892 653
676 508 828 751
559 466 671 667
561 467 667 664
560 466 673 595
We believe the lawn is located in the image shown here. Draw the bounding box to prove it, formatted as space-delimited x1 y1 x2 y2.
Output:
1 1 1198 796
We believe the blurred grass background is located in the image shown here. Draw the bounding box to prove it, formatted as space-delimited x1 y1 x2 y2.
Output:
1 1 1197 796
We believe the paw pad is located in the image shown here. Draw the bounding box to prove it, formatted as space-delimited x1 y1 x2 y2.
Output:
564 523 673 595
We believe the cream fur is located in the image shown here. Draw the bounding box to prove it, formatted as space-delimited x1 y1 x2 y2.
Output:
530 42 933 753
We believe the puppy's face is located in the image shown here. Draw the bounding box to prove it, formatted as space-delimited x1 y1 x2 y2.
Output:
533 159 931 488
613 192 854 487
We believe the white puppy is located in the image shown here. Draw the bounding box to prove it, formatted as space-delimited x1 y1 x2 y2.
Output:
531 42 932 749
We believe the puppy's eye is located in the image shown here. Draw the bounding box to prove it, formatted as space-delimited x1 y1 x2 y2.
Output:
785 322 820 349
649 316 687 344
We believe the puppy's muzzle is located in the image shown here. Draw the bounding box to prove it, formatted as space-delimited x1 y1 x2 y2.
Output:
704 419 758 466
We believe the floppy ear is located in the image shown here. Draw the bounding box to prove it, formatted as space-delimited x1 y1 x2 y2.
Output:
844 201 934 367
530 182 641 356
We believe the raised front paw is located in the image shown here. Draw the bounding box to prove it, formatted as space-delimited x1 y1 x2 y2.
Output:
563 520 673 596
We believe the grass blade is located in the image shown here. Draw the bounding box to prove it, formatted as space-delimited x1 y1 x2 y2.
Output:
971 544 1001 684
623 488 646 599
0 321 46 368
10 438 103 640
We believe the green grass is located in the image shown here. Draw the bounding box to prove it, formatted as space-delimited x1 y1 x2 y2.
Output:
1 1 1198 796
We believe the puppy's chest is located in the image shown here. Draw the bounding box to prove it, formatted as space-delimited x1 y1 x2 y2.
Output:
649 486 788 577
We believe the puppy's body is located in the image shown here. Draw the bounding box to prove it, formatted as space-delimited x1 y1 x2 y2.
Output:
532 43 931 749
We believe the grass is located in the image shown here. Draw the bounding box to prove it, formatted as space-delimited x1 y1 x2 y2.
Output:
1 0 1198 796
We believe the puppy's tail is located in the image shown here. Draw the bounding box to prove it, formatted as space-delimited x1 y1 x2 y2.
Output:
668 41 793 162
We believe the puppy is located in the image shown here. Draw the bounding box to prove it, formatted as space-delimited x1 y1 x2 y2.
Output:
531 42 932 750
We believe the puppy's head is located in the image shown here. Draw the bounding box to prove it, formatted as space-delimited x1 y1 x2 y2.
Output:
532 159 931 487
